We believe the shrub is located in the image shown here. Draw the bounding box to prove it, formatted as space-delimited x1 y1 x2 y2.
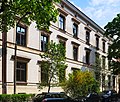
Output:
62 70 100 98
0 94 34 102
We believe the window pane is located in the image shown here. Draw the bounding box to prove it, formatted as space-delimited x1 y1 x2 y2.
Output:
41 36 43 41
16 70 20 81
17 26 20 33
21 28 25 34
86 31 90 44
21 70 26 81
16 34 20 44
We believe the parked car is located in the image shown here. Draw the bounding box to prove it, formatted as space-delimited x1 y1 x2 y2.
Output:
75 93 101 102
100 90 118 102
74 96 85 102
84 93 101 102
33 92 77 102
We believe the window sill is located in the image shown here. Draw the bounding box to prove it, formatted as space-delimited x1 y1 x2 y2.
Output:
73 59 78 62
73 36 79 39
16 44 27 47
86 42 90 45
59 28 66 33
16 82 27 85
96 47 99 50
103 51 106 53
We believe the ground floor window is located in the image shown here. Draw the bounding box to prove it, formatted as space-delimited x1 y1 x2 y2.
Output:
41 64 49 84
16 61 27 82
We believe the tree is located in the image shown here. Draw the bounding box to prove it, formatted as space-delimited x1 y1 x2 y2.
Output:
0 0 60 31
104 13 120 75
39 41 67 93
0 0 60 93
62 70 99 98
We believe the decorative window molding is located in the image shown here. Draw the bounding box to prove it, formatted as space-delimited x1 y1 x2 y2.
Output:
11 55 31 62
57 8 68 16
72 17 80 24
95 34 100 38
85 47 91 52
85 26 91 32
57 35 68 41
40 30 52 36
71 41 80 47
102 39 106 42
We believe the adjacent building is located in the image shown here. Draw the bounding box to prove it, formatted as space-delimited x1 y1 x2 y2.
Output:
0 0 118 94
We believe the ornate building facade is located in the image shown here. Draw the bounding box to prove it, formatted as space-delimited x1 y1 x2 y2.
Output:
0 0 118 94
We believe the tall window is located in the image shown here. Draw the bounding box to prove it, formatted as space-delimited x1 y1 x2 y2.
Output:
59 68 65 83
102 74 105 90
113 76 115 89
41 34 48 51
86 49 90 64
108 75 111 89
95 53 99 61
73 23 78 38
59 15 65 30
102 41 105 52
41 66 48 84
86 31 90 44
96 37 99 49
59 40 66 49
73 46 78 61
16 61 27 82
102 56 106 69
57 35 68 57
16 26 26 46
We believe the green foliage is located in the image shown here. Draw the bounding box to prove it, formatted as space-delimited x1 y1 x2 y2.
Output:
39 42 67 92
0 0 60 32
104 13 120 75
93 55 102 83
62 70 99 98
0 94 34 102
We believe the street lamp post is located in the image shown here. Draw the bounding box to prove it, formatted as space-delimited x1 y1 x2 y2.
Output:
13 12 31 94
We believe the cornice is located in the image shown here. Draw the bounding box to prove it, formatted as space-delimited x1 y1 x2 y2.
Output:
61 0 105 34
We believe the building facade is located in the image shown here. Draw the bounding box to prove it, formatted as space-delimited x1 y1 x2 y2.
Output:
0 0 118 94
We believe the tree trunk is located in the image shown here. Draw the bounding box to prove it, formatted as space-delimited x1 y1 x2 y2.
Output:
2 0 8 94
2 31 7 94
48 75 52 93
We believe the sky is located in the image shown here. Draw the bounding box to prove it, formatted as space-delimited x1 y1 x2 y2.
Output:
69 0 120 29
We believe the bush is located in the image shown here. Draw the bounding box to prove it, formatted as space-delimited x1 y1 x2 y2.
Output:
0 94 34 102
62 70 100 98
